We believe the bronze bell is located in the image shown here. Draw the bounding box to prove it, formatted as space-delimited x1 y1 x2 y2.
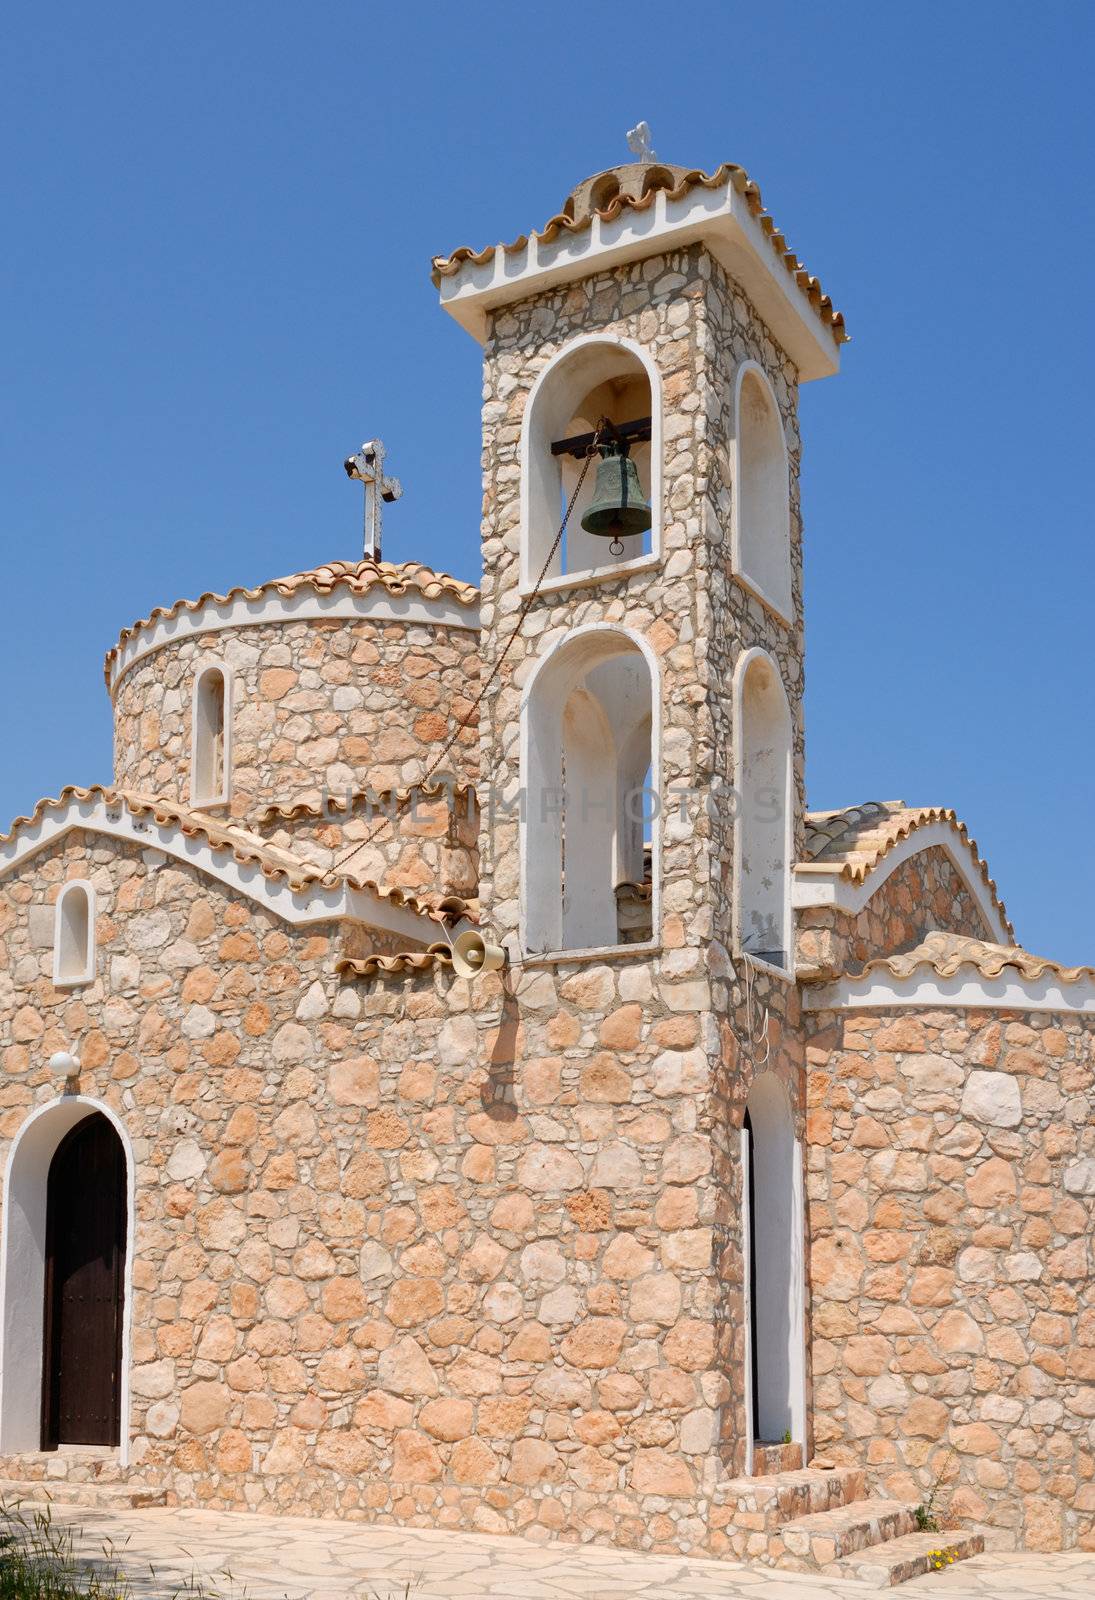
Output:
581 441 651 553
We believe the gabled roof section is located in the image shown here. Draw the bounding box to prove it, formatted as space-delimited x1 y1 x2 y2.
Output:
796 800 1013 942
0 785 472 936
432 162 846 380
104 559 480 691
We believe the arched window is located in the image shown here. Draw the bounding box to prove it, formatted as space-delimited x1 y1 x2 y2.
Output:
191 663 230 807
732 362 792 621
53 880 95 988
522 336 661 589
523 628 657 954
734 650 793 971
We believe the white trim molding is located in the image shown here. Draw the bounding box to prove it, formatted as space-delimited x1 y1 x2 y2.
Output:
0 1097 136 1462
793 821 1012 947
52 879 96 988
437 176 841 382
109 586 480 698
0 791 441 945
804 966 1095 1015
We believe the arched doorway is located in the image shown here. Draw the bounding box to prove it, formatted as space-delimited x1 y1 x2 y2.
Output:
742 1074 806 1458
0 1099 132 1456
41 1113 127 1447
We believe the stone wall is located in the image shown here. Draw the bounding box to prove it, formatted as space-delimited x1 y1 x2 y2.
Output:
255 785 479 904
797 846 997 980
111 617 480 824
0 834 748 1552
804 1003 1095 1551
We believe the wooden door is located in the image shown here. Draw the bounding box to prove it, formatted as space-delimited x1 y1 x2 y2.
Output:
41 1114 126 1448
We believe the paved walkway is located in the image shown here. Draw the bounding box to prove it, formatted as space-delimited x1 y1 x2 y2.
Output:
19 1503 1095 1600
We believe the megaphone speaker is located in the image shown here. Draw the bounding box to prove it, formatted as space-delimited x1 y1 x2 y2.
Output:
451 928 506 980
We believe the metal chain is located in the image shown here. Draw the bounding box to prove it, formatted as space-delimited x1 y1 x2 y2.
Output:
330 427 605 878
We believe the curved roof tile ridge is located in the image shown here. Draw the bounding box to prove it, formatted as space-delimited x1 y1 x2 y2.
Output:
0 785 472 922
255 778 478 829
431 162 848 346
861 930 1095 986
799 800 1012 939
336 944 454 979
104 558 480 685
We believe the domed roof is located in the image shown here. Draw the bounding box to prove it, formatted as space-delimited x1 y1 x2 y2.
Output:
104 558 479 687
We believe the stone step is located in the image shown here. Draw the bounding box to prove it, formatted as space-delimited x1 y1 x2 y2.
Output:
0 1478 165 1510
752 1440 803 1475
773 1498 918 1568
0 1450 126 1486
825 1528 986 1587
719 1465 867 1553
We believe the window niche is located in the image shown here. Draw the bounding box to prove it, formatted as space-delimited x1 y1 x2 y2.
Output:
732 362 792 622
522 337 661 590
734 649 793 972
52 880 95 988
523 628 656 955
190 663 230 808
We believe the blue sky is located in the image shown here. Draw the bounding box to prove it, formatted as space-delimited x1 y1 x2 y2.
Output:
2 1 1091 961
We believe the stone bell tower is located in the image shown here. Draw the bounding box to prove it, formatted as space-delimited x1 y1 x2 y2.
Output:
433 150 844 965
434 148 846 1471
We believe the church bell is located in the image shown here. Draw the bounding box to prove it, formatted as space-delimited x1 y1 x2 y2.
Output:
580 441 651 554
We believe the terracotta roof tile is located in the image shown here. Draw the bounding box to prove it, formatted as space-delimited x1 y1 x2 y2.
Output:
336 945 454 979
255 779 477 828
432 163 848 347
104 559 479 686
0 785 472 921
799 800 1012 938
859 930 1095 986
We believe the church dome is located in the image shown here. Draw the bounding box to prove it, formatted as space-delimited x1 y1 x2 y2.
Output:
107 557 480 819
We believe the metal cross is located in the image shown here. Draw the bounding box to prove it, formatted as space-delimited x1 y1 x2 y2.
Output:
626 121 657 164
343 438 402 561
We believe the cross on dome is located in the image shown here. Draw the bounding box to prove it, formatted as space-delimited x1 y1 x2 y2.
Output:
343 438 403 560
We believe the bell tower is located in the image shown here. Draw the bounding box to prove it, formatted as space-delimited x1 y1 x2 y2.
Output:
433 150 845 971
434 150 846 1472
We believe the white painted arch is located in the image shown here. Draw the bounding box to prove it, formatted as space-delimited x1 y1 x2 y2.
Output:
0 1096 136 1461
520 333 663 593
733 647 794 972
793 819 1011 947
520 623 661 957
731 361 792 624
741 1072 807 1464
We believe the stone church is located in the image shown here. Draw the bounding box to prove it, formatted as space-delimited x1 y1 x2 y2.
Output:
0 151 1091 1582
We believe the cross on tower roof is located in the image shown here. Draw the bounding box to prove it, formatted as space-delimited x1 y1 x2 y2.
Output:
343 438 402 561
626 121 657 163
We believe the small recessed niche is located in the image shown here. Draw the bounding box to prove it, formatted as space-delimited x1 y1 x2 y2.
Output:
53 881 95 988
732 363 792 623
191 663 231 808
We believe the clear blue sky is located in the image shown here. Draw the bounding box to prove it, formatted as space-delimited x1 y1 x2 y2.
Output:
2 2 1091 961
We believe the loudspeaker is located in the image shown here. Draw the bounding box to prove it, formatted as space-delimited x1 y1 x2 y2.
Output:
451 928 506 980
